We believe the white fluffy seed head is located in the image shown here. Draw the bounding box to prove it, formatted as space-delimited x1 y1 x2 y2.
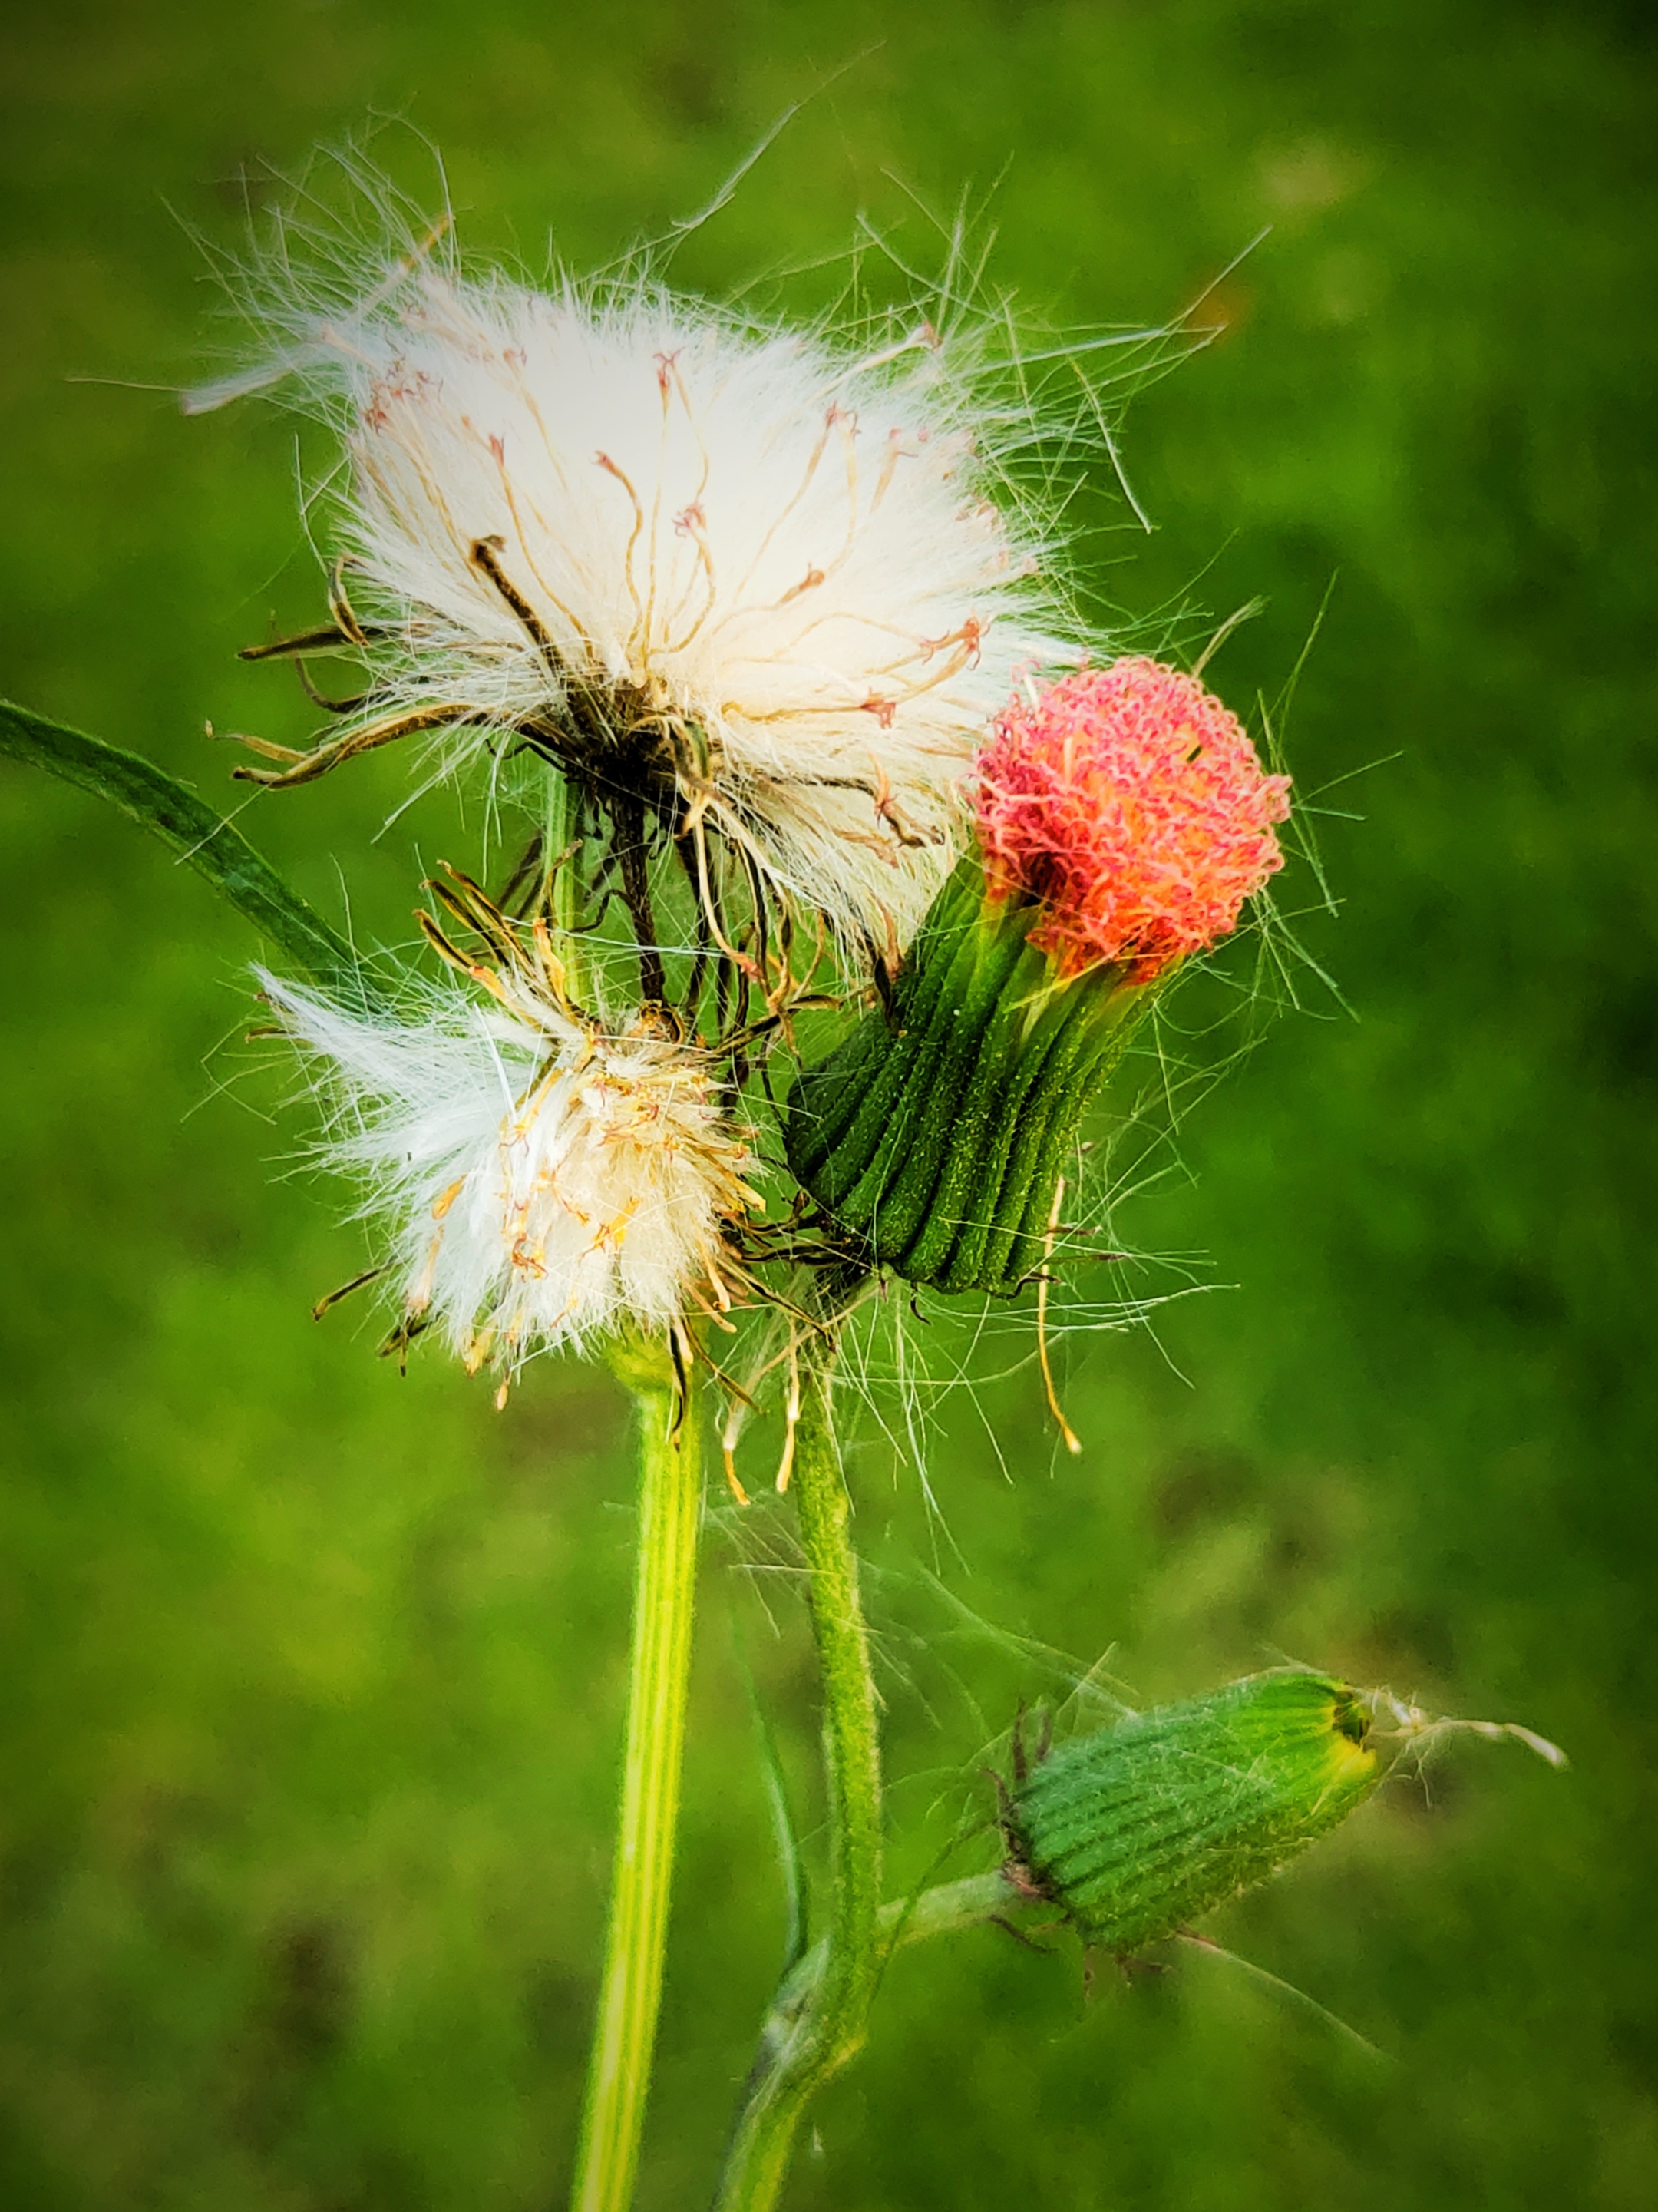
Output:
191 193 1091 945
262 970 760 1374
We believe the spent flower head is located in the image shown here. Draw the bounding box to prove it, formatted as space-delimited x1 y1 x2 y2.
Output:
190 180 1091 951
263 957 761 1393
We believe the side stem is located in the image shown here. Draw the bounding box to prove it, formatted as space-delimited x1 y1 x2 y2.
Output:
572 1340 704 2212
714 1345 883 2212
761 1871 1016 2037
546 765 587 1004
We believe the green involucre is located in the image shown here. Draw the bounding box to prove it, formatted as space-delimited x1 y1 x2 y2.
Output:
784 858 1139 1294
1008 1669 1380 1955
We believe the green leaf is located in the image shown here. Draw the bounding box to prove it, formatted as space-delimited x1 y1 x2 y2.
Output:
0 697 386 1010
732 1633 809 1979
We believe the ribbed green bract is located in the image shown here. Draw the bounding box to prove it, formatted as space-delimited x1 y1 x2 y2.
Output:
784 860 1137 1294
1009 1669 1379 1954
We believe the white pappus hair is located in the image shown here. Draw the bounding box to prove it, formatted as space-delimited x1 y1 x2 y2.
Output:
190 182 1093 946
262 968 761 1382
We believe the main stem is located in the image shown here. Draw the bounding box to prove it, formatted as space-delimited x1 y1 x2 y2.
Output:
714 1345 884 2212
571 1341 703 2212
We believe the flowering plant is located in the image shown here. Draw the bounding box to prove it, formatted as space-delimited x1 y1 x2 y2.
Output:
0 160 1561 2212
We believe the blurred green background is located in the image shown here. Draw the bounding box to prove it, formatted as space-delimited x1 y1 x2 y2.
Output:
4 2 1655 2206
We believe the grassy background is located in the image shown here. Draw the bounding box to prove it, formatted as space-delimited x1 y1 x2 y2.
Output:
4 2 1655 2206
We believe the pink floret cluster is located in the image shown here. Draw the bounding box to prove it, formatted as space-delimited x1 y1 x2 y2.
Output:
975 658 1292 982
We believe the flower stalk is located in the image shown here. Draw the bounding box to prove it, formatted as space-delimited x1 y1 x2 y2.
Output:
745 1871 1018 2059
714 1344 884 2212
572 1336 705 2212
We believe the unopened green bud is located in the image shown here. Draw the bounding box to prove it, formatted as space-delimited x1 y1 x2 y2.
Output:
1005 1669 1380 1954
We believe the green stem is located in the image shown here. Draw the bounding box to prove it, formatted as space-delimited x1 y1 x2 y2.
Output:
765 1870 1018 2030
0 697 375 1005
572 1338 704 2212
713 1345 884 2212
545 765 586 1003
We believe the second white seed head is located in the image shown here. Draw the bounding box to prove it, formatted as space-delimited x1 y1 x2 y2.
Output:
263 970 761 1379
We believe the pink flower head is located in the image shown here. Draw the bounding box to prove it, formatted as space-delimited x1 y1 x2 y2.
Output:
974 658 1293 982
